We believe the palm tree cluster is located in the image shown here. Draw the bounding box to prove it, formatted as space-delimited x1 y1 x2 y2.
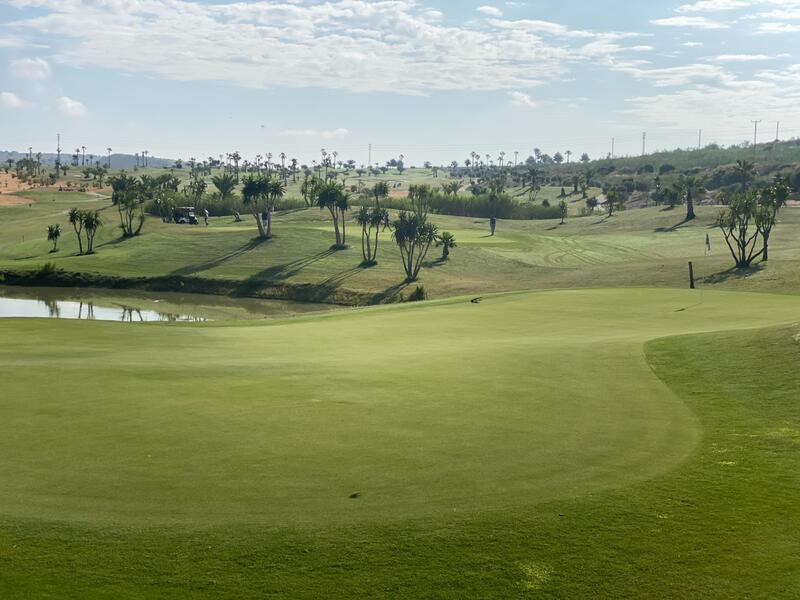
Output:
68 208 102 254
241 175 285 239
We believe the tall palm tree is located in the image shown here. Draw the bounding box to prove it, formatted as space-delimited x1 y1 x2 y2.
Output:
241 175 267 238
231 151 241 182
681 176 702 221
734 159 756 192
316 181 347 248
107 147 112 168
69 208 85 254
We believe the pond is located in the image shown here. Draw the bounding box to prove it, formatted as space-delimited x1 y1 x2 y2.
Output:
0 286 337 322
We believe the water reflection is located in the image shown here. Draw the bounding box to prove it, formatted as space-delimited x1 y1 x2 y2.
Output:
0 296 206 322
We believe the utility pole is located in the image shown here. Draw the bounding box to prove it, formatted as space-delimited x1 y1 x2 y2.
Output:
368 143 371 168
56 133 61 171
698 129 702 150
751 119 762 161
514 151 518 167
642 132 646 156
776 121 780 141
611 137 615 160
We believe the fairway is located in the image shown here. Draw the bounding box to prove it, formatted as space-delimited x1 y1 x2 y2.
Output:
1 288 799 530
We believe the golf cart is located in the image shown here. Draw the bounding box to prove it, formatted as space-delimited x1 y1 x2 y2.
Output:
173 206 198 225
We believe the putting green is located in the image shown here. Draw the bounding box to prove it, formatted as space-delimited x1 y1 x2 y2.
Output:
1 288 799 529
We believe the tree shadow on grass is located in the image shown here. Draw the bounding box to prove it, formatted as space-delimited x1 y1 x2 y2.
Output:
421 257 448 269
703 263 764 284
247 248 338 282
94 234 135 251
169 237 269 277
369 281 409 304
655 215 693 233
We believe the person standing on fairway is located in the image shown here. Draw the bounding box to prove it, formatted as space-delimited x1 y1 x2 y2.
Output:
490 216 497 236
204 207 209 226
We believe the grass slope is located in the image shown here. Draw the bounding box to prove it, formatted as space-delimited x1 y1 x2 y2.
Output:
1 288 800 596
4 190 800 301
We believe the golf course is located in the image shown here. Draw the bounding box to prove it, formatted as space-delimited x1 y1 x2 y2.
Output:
1 179 800 597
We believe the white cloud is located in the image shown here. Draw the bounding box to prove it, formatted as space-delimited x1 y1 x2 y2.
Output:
677 0 752 12
715 53 791 61
9 57 51 80
509 91 536 107
651 16 730 28
613 63 735 87
55 96 87 117
758 21 800 33
477 5 503 17
3 0 640 95
280 128 349 139
0 91 24 108
682 41 705 47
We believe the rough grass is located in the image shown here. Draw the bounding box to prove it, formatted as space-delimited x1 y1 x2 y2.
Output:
1 289 800 597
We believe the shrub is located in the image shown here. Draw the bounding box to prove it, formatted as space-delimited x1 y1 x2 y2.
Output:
406 285 427 302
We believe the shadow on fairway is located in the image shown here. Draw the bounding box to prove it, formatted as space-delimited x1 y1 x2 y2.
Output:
170 238 269 277
704 264 764 284
246 248 337 282
655 216 693 233
369 281 409 304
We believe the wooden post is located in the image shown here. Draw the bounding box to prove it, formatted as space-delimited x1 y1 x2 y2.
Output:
688 261 695 289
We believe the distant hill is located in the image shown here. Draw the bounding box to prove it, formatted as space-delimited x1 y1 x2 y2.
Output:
0 151 174 170
578 138 800 174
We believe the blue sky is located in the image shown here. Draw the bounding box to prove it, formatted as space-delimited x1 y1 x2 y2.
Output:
1 0 799 165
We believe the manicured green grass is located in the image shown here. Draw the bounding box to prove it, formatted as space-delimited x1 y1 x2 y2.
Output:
1 288 800 596
4 190 800 301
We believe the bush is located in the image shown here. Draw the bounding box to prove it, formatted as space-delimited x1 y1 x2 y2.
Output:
376 193 561 220
406 286 427 302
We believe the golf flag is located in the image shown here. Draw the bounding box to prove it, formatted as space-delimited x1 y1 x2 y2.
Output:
705 233 711 256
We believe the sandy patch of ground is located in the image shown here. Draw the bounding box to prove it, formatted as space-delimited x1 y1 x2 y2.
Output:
0 172 32 196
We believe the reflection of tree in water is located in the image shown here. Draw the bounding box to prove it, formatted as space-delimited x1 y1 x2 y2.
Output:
42 298 60 318
77 302 96 320
120 306 145 322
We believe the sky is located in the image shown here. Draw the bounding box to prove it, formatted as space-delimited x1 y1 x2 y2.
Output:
1 0 799 166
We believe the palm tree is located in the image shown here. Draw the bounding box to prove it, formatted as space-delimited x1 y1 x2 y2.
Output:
371 181 389 206
681 176 702 221
734 159 756 191
559 200 568 224
581 168 594 198
68 208 85 254
280 152 287 182
316 181 347 248
231 151 242 181
565 150 572 164
241 175 267 238
82 211 102 253
47 224 61 252
81 146 86 166
392 209 438 282
107 147 112 168
211 173 236 201
436 231 456 260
